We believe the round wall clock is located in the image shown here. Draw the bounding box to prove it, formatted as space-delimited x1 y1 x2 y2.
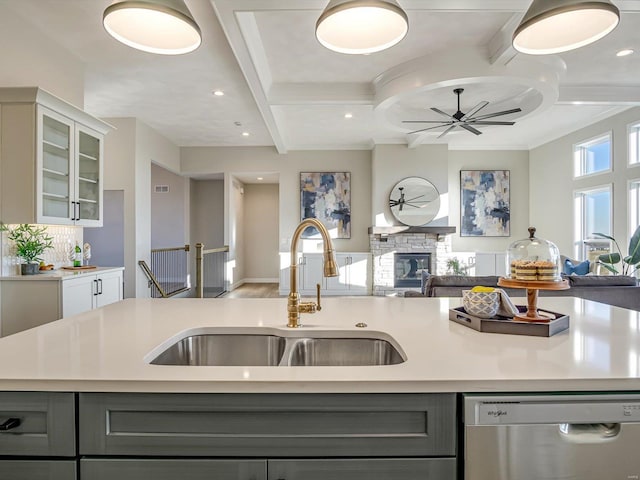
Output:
389 177 441 226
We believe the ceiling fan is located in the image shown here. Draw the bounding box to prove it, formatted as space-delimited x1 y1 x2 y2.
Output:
403 88 522 139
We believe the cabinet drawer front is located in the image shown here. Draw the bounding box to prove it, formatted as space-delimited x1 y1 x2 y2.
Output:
0 460 76 480
268 458 456 480
79 393 456 457
81 458 266 480
0 392 75 456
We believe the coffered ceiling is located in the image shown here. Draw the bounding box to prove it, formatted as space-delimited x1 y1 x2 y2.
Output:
5 0 640 152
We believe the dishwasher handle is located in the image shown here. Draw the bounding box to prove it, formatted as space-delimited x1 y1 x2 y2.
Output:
559 422 621 443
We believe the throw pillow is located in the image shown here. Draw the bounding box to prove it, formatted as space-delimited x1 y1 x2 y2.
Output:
564 258 590 275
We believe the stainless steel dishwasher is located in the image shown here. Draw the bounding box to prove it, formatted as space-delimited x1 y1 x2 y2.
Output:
464 394 640 480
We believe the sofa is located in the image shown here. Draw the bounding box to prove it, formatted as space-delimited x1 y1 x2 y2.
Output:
406 272 640 311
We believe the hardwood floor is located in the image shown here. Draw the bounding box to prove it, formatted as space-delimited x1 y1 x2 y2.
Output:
224 283 281 298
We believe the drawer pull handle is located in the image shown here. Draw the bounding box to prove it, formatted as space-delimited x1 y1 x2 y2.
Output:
0 418 20 431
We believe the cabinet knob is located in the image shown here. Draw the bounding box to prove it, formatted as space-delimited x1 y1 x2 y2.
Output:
0 417 20 431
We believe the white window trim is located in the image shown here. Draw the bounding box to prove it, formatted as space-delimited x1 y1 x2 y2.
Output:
573 131 613 179
573 183 613 260
628 120 640 168
630 178 640 242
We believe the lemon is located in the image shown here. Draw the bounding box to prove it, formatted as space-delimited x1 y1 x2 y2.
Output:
471 286 495 293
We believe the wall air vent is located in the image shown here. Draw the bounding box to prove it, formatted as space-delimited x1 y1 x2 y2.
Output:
154 185 169 193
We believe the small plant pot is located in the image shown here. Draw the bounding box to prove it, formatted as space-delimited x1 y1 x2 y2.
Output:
20 263 40 275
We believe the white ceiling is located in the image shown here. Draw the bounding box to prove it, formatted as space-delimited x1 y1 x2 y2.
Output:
5 0 640 152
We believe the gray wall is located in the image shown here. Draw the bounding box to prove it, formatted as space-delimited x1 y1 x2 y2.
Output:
150 163 188 249
190 179 225 250
83 190 125 268
244 183 279 281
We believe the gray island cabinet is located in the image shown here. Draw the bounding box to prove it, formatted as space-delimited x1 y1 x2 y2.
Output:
78 392 457 480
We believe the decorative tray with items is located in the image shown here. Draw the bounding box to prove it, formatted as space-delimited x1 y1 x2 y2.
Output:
449 305 569 337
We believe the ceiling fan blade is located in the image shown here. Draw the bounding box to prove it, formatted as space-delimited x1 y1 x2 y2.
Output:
431 107 456 120
461 101 489 120
471 108 522 121
437 124 457 139
408 123 452 135
469 121 516 126
461 124 482 135
402 120 451 124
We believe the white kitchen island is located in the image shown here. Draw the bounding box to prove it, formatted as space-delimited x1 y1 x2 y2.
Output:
0 295 637 393
0 296 638 480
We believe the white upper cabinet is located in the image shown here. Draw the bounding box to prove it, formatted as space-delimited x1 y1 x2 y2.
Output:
0 87 111 227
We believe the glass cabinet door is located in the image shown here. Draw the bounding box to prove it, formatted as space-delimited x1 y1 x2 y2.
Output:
75 124 102 225
39 108 74 224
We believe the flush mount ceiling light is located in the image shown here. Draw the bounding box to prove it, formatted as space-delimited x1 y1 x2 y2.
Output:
103 0 201 55
513 0 620 55
316 0 408 54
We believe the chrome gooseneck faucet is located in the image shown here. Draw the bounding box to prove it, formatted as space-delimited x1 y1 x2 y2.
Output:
287 218 338 328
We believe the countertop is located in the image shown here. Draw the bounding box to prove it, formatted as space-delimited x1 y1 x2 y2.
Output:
0 266 124 281
0 296 638 393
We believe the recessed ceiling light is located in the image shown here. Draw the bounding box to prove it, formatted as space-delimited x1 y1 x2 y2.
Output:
616 49 634 57
242 132 250 137
103 0 201 55
213 90 225 96
257 177 264 181
344 113 353 119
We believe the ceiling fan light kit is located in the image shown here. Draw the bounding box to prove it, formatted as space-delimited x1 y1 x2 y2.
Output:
103 0 201 55
316 0 408 54
513 0 620 55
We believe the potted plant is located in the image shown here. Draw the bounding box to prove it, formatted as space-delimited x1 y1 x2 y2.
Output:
7 224 53 275
593 225 640 277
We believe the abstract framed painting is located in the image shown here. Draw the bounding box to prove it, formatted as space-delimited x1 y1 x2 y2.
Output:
300 172 351 239
460 170 510 237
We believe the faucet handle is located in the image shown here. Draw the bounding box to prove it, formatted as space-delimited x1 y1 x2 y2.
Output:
316 283 322 311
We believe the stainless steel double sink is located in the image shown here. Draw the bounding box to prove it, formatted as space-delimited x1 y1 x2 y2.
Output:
149 330 406 367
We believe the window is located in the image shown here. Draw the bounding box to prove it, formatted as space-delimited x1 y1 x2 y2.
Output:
574 185 612 259
574 133 612 177
629 122 640 166
631 179 640 238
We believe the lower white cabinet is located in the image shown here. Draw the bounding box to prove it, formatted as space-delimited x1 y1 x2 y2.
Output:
0 267 124 336
279 253 371 296
62 269 123 318
475 252 507 276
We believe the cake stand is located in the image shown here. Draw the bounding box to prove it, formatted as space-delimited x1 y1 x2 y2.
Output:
497 277 569 322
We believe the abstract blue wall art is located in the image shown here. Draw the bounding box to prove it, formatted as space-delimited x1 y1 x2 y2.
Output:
300 172 351 239
460 170 510 237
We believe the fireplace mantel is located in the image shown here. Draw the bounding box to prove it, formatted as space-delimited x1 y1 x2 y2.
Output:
368 226 456 236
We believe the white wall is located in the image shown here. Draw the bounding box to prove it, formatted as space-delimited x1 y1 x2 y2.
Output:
103 118 180 298
227 175 245 288
530 107 640 256
0 6 84 108
449 150 529 252
151 163 188 249
371 144 449 227
181 148 372 253
244 183 279 281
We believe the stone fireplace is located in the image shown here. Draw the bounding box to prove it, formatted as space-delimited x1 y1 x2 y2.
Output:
369 226 455 296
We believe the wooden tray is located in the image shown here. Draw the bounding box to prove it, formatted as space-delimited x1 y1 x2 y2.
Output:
449 306 570 337
61 265 97 270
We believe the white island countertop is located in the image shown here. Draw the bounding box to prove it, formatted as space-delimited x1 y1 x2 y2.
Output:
0 296 638 393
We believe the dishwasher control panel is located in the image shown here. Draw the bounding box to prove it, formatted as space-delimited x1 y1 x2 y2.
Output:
465 394 640 426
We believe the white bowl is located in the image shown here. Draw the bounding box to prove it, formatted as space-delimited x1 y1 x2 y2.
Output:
462 290 499 318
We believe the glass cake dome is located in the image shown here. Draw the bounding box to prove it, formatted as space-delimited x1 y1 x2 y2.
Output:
506 227 562 282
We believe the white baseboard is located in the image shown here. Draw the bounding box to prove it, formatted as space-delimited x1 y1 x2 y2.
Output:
243 278 279 283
